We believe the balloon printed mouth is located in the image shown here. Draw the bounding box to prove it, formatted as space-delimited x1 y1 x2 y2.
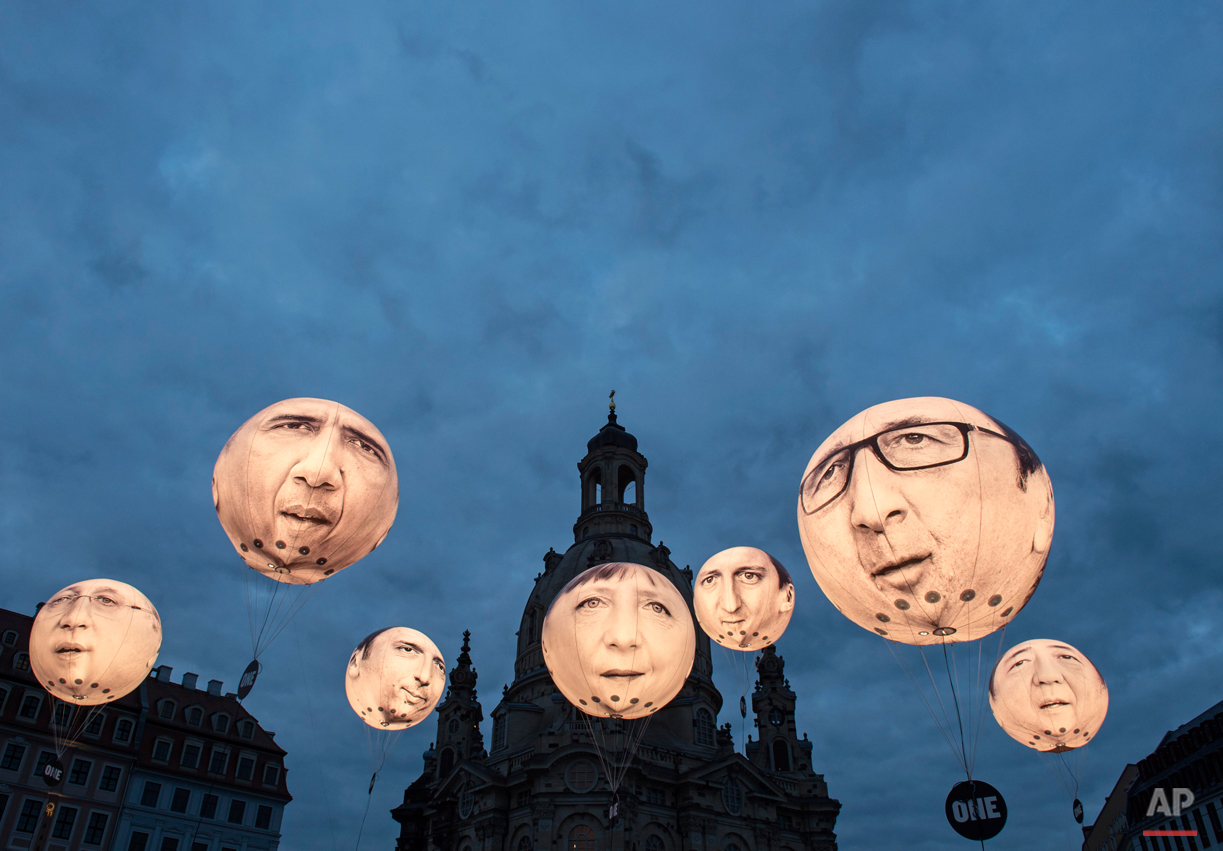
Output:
871 553 931 581
279 504 334 526
600 670 644 680
55 643 87 656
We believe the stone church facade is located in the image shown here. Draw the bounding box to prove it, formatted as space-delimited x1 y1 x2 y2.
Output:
392 409 840 851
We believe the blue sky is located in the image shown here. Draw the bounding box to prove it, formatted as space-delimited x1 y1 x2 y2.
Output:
2 2 1221 848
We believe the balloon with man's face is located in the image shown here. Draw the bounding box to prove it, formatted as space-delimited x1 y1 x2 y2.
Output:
797 397 1055 645
694 547 795 651
989 639 1107 752
345 627 446 730
213 398 399 586
30 579 162 705
542 562 695 720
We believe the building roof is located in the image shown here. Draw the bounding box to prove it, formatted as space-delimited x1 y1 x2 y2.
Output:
1158 697 1223 748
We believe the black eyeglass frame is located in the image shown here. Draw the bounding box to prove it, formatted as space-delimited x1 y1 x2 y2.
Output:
799 421 1014 516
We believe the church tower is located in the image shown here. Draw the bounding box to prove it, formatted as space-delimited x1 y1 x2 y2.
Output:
392 403 840 851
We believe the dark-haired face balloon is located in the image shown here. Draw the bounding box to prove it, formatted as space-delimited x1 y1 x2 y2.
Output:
542 562 695 720
213 398 398 585
695 547 794 651
797 397 1054 645
346 627 445 730
30 579 162 704
989 639 1107 752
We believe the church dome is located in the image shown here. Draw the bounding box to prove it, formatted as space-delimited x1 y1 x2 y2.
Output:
585 410 638 454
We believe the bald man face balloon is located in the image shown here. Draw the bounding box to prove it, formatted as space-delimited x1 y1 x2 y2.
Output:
798 397 1054 645
694 547 795 651
30 579 162 705
989 639 1107 752
213 398 399 585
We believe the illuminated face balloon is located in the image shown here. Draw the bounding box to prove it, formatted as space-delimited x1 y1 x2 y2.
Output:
694 547 795 651
989 639 1107 752
542 563 695 720
797 397 1054 645
213 398 399 585
345 627 446 730
30 580 162 704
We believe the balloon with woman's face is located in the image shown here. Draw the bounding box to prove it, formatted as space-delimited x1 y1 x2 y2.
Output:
542 562 695 720
213 398 399 586
30 579 162 705
694 547 795 651
346 627 446 730
797 397 1055 645
989 639 1108 753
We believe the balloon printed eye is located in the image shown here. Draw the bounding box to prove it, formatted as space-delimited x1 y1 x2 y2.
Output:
95 596 118 607
577 596 608 611
274 420 315 433
736 570 762 585
700 575 717 587
1009 659 1028 671
644 601 671 617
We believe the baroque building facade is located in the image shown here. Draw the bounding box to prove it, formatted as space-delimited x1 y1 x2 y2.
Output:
0 607 291 851
392 409 840 851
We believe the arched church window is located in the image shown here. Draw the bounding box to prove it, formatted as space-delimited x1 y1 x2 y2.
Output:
565 760 598 793
493 714 507 751
568 825 596 851
527 609 538 643
771 739 791 772
588 468 602 506
458 782 474 819
694 709 715 746
721 777 743 816
617 466 636 503
438 747 455 778
725 843 742 851
517 836 532 851
645 835 665 851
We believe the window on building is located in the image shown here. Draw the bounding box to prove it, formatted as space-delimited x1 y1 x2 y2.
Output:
200 794 218 819
69 757 93 785
213 714 230 733
19 693 41 718
159 838 179 851
256 804 273 829
227 799 246 824
448 717 460 735
646 787 665 806
141 781 162 808
13 652 30 672
238 720 255 739
182 744 201 769
438 747 455 778
84 710 105 737
100 765 122 792
54 703 73 728
0 684 9 711
772 739 792 772
1208 802 1223 843
208 748 229 774
458 782 474 819
516 790 531 808
236 756 255 781
0 792 9 819
517 836 532 851
722 777 743 816
263 764 281 786
778 813 793 831
565 759 598 793
35 750 56 777
171 787 191 813
84 812 109 845
114 718 134 743
17 798 43 833
645 835 664 851
2 629 17 645
694 709 715 746
186 707 203 726
726 843 742 851
1193 809 1211 846
2 742 26 770
52 805 78 839
152 739 172 762
158 700 176 720
568 825 596 851
191 844 208 851
493 714 507 751
128 831 150 851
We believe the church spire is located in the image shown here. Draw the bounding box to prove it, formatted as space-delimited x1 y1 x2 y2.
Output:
432 631 485 777
574 395 651 544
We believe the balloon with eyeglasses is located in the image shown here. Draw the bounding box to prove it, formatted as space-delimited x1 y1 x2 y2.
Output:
797 397 1055 646
30 579 162 705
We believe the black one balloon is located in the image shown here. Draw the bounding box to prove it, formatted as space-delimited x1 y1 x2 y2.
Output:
945 780 1007 841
